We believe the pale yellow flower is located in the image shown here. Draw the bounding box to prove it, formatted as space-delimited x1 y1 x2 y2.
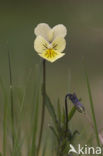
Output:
34 23 67 63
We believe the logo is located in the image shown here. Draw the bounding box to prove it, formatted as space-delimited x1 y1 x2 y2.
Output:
68 144 102 155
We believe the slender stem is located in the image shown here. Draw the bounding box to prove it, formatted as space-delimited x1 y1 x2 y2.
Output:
8 51 15 149
37 59 46 156
65 95 69 134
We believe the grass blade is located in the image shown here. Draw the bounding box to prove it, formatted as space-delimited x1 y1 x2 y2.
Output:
86 72 100 147
49 125 59 142
30 90 40 156
0 77 8 156
8 50 15 151
57 99 61 124
30 64 41 156
45 94 58 126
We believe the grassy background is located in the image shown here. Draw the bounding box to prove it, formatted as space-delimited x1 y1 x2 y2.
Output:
0 0 103 155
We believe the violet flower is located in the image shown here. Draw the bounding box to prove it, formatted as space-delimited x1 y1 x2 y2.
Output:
65 93 85 113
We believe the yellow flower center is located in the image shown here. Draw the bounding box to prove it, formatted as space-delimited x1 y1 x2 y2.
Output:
44 49 57 58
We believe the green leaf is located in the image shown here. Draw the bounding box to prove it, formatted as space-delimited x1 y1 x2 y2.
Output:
62 107 65 124
68 106 76 121
57 99 61 124
45 94 58 125
49 125 59 142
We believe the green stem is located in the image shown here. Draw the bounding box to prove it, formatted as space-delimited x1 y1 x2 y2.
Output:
65 96 68 133
8 51 15 150
37 60 46 156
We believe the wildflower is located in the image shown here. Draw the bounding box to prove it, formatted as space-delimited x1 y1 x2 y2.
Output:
65 93 85 113
34 23 67 62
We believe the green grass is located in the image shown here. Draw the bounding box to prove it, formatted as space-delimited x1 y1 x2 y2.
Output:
0 51 102 156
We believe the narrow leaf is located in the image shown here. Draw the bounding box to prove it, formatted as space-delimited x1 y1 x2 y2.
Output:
0 77 8 156
57 99 61 124
49 125 59 142
45 94 58 125
86 72 100 147
68 106 76 121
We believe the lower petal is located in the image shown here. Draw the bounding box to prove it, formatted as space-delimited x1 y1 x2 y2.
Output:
38 49 65 63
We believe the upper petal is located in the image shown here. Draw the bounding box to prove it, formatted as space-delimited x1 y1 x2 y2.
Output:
52 37 66 53
34 36 49 53
52 24 67 39
34 23 51 41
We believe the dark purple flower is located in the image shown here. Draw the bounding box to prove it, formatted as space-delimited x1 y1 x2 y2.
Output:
65 93 85 113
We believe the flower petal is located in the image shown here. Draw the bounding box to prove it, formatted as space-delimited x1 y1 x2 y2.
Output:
52 37 66 53
34 36 49 53
48 29 54 42
66 93 85 113
52 24 67 39
34 23 51 41
39 49 65 63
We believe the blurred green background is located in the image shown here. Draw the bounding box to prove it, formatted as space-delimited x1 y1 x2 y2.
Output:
0 0 103 153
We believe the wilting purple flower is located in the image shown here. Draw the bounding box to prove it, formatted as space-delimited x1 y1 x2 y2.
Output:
65 93 85 113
